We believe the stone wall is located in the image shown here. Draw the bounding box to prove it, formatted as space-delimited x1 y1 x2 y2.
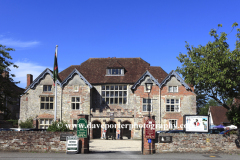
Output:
155 133 240 154
0 131 76 152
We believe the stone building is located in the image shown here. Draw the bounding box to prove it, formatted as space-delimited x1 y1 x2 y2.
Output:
20 58 196 139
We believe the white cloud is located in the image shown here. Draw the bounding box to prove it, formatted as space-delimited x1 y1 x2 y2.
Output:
9 61 51 88
0 38 40 48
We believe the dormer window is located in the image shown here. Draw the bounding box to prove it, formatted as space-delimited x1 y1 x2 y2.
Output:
106 69 124 76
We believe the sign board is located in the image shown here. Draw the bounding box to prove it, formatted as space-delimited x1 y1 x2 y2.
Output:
60 133 74 141
66 136 79 154
145 119 155 139
184 115 209 133
77 118 88 138
159 136 172 143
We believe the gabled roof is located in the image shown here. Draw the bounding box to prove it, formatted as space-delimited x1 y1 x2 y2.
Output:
209 106 230 125
131 70 161 90
160 70 191 89
61 68 92 88
58 58 168 84
24 68 61 93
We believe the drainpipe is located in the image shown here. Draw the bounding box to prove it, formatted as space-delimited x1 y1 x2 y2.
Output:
60 87 62 121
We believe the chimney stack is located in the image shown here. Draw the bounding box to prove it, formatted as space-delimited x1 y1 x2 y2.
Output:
27 74 33 87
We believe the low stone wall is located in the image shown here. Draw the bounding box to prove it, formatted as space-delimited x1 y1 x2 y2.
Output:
155 133 240 154
0 131 76 152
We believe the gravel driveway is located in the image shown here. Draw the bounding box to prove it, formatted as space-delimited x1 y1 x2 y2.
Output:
89 139 141 152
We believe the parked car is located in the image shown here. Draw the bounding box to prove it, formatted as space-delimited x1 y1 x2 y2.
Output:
219 130 230 134
156 130 168 133
0 128 13 131
166 130 185 133
10 128 31 131
209 129 224 134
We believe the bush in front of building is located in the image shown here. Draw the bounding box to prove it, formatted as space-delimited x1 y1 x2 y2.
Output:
6 119 18 127
47 121 70 132
19 118 33 128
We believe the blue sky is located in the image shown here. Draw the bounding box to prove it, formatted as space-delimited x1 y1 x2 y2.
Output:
0 0 239 88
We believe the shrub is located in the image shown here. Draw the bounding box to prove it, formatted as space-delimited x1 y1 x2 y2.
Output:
47 121 70 132
19 118 33 128
6 119 18 126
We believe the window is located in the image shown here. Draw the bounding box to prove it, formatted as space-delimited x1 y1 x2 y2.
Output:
169 120 177 130
40 96 54 109
166 98 179 112
101 85 127 104
39 119 53 129
106 69 124 76
74 86 79 92
43 85 52 92
71 97 80 110
142 98 152 112
168 86 178 92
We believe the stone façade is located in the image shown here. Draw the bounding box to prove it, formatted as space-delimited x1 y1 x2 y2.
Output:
20 58 196 139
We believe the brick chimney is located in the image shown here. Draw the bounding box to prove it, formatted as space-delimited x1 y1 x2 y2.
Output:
27 74 33 87
2 71 9 78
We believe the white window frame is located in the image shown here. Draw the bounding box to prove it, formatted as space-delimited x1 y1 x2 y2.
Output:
169 119 178 130
101 85 127 104
142 98 152 112
106 69 124 76
168 86 178 92
43 85 52 92
40 96 54 110
39 119 53 129
166 98 180 112
71 97 81 110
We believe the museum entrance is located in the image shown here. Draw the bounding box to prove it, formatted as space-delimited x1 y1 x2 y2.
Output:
120 120 131 139
92 120 101 139
106 121 116 140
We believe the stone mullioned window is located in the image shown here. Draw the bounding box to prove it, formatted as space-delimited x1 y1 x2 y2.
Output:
71 97 80 110
101 85 127 104
166 98 179 112
142 98 152 112
40 96 54 109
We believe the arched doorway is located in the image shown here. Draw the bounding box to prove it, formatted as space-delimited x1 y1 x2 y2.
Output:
106 121 116 140
92 120 101 139
121 121 131 139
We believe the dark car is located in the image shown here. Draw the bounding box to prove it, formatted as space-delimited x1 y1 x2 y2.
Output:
166 130 185 133
0 128 13 131
209 129 224 134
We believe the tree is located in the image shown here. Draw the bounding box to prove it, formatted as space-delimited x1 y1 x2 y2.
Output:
176 23 240 140
195 85 208 114
0 44 19 116
198 99 220 115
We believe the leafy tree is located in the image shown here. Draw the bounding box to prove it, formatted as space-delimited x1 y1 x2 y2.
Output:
195 85 208 114
0 44 19 117
19 118 33 128
176 23 240 139
198 99 220 115
47 121 70 132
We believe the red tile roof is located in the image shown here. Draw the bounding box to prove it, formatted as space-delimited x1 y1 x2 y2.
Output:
59 58 168 84
209 106 230 125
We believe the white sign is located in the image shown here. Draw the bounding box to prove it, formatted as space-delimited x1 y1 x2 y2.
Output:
185 115 209 132
66 136 79 153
